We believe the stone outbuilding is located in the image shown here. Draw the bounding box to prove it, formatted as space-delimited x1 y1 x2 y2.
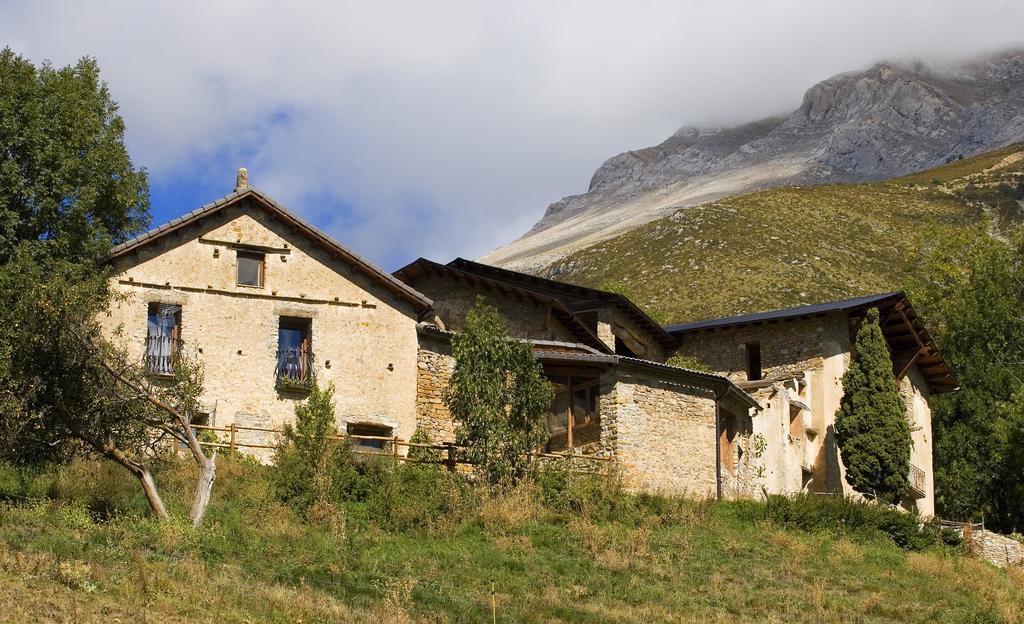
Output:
666 292 956 516
395 258 760 498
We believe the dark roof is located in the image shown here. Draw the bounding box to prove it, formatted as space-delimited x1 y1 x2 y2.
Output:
666 292 957 394
664 292 903 334
446 258 678 350
397 258 612 353
109 186 432 311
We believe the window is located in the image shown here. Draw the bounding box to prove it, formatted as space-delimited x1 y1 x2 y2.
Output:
745 341 762 381
789 405 803 440
236 251 265 287
545 375 599 452
348 423 393 454
146 302 181 375
277 317 313 389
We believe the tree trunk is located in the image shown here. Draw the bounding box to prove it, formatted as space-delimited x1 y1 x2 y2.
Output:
138 467 170 520
189 455 216 527
93 439 169 520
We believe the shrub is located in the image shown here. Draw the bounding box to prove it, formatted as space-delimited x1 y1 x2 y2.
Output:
444 297 552 485
346 459 473 533
274 383 356 515
761 493 936 550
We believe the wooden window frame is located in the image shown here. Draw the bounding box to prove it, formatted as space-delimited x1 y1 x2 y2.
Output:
236 251 265 288
546 375 600 453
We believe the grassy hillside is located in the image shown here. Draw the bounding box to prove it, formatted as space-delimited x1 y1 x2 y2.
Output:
542 143 1024 324
2 457 1022 623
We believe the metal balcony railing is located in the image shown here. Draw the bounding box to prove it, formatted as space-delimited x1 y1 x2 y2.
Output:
907 463 927 499
276 348 315 390
145 335 182 376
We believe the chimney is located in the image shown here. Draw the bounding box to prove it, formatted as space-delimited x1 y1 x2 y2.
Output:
235 167 249 191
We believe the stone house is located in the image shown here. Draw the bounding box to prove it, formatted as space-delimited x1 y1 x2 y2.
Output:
102 175 433 460
395 257 760 498
666 293 956 516
100 173 953 508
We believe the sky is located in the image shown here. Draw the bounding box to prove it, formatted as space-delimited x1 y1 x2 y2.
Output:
2 1 1023 271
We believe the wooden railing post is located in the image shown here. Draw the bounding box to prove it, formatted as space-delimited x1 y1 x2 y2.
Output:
444 442 456 472
229 423 237 452
393 435 400 463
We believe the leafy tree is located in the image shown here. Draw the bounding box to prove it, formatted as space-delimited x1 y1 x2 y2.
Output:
0 245 216 524
835 308 912 503
0 49 224 525
444 297 553 485
0 47 149 263
275 383 354 513
907 225 1024 529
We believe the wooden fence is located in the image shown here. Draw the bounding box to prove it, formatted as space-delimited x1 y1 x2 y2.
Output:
190 423 613 471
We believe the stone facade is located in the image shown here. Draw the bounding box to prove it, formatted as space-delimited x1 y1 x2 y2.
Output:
412 325 752 497
102 194 424 461
672 310 937 515
595 307 666 362
415 331 457 444
608 371 719 495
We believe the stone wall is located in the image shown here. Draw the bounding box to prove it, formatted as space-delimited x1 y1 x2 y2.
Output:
597 307 666 362
102 198 422 462
416 331 457 444
968 530 1024 568
673 312 939 515
673 313 850 494
609 370 720 497
674 314 849 384
900 366 935 517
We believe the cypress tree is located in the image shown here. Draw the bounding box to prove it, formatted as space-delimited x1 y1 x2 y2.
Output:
835 307 912 503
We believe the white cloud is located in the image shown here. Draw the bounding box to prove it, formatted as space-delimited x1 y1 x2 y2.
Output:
2 0 1023 267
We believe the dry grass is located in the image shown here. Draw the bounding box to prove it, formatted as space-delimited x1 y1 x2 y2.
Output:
3 458 1023 623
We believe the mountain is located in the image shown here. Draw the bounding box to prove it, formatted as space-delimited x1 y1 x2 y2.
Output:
541 142 1024 324
481 50 1024 272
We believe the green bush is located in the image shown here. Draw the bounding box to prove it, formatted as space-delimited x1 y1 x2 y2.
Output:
274 384 358 515
760 493 936 550
363 461 473 533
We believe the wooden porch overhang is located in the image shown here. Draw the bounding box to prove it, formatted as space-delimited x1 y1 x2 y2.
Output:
850 296 957 394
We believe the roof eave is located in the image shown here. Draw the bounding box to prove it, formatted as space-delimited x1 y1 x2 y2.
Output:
108 188 433 312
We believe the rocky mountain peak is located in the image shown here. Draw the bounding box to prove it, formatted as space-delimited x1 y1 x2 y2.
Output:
481 49 1024 273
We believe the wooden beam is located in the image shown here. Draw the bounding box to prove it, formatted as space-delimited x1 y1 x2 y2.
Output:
896 347 927 381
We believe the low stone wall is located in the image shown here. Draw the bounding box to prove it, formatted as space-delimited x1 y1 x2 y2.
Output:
968 529 1024 568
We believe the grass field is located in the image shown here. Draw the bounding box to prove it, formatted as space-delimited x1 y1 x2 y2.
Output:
543 143 1024 325
1 457 1022 623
